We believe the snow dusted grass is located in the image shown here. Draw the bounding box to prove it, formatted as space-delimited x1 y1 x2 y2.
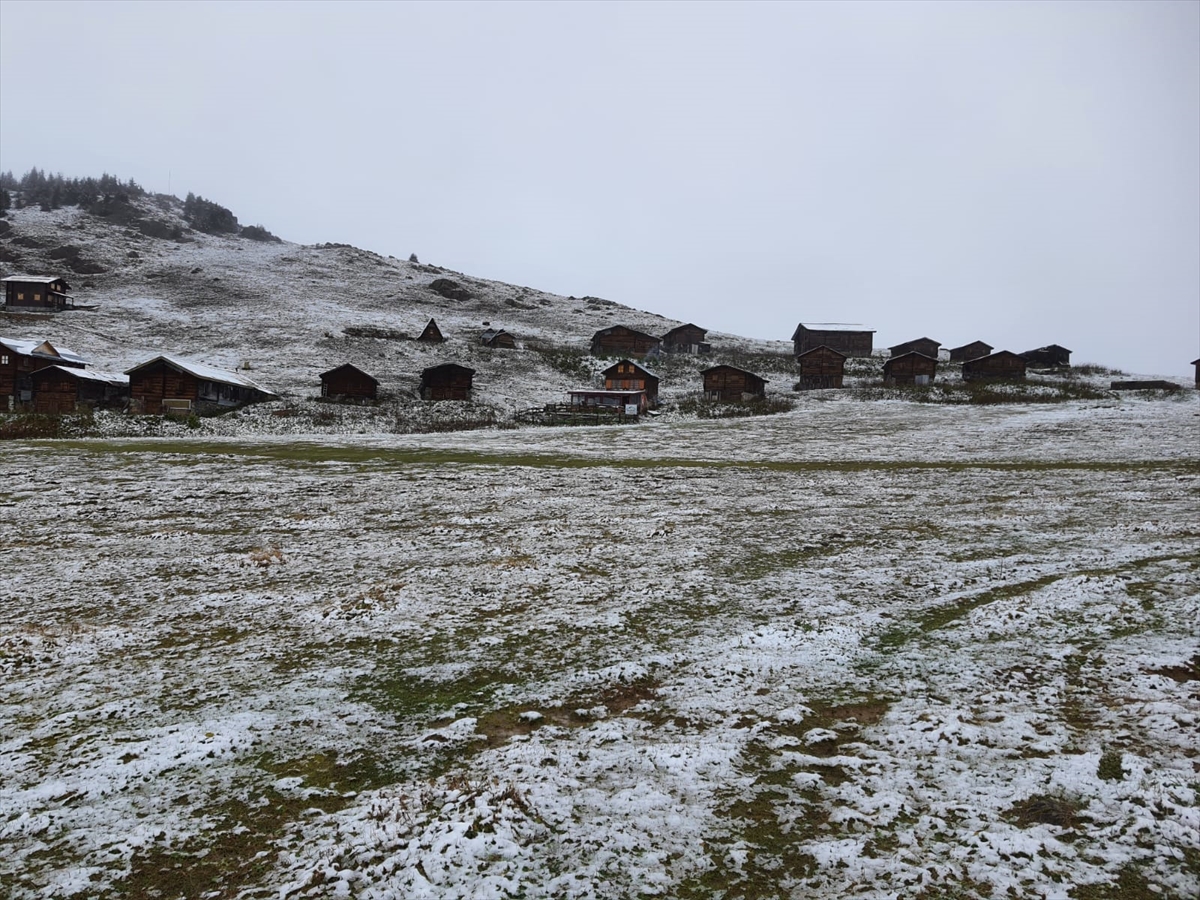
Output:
1 401 1198 899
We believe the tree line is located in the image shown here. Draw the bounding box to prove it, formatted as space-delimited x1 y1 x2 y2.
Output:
0 167 278 241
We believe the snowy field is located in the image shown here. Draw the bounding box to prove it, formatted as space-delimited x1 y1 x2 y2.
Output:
2 398 1198 900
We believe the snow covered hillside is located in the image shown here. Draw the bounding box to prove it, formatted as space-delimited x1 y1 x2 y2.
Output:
0 196 791 417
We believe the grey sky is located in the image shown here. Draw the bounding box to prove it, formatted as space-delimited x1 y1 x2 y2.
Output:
2 0 1197 375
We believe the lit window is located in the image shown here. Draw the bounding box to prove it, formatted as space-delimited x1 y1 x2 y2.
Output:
1 355 7 365
16 293 23 300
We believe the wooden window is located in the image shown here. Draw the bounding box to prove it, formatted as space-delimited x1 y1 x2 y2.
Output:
1 355 7 365
33 293 41 301
16 292 23 300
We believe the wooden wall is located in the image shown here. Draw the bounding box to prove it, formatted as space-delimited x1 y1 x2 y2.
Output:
796 346 847 389
883 353 937 385
702 366 766 401
963 352 1027 382
794 327 873 358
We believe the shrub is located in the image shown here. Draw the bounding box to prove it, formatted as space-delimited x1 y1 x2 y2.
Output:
1097 748 1126 781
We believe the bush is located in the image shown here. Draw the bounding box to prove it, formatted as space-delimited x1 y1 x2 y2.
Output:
1097 748 1126 781
241 224 281 242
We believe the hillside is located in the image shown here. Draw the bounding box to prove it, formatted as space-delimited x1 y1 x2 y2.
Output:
0 194 797 425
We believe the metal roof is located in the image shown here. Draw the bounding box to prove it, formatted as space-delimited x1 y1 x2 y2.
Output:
1 275 68 285
125 354 276 394
34 365 128 385
0 337 87 364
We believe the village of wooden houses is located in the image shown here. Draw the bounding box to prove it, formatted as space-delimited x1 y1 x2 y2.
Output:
4 273 1194 428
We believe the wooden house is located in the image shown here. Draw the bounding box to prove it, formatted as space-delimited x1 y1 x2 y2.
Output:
1022 344 1071 368
962 351 1027 382
602 359 659 405
889 337 940 359
948 341 992 363
420 363 474 401
662 323 710 354
418 318 445 343
126 355 277 414
30 366 128 413
883 352 937 386
2 275 74 311
590 325 662 358
319 364 378 402
1 337 87 409
796 345 847 389
701 365 767 401
791 323 874 358
481 328 516 349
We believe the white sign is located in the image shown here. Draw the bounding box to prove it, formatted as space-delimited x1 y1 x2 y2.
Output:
624 404 639 416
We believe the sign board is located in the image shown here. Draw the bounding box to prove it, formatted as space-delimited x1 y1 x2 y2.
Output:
624 404 639 416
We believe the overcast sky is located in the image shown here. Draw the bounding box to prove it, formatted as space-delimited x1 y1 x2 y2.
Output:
2 0 1197 375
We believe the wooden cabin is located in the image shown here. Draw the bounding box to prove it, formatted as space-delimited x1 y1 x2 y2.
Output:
126 355 276 414
701 365 767 401
602 359 659 405
883 352 938 386
662 323 710 354
481 328 516 349
2 275 74 311
418 318 445 343
962 351 1027 383
1 337 87 409
889 338 940 359
792 323 874 358
319 364 378 402
948 341 992 363
796 345 847 389
1022 344 1072 368
420 363 474 401
590 325 662 358
30 366 128 413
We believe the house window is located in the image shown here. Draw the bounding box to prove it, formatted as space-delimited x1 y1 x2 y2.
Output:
33 293 41 301
1 355 7 365
16 293 23 300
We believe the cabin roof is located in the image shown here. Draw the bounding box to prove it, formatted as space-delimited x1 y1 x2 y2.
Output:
421 363 474 377
700 364 767 380
1025 344 1072 354
968 350 1026 364
319 363 379 384
568 389 647 398
796 344 848 359
949 340 992 350
33 365 128 385
1 274 69 286
125 354 277 394
0 336 87 364
663 323 706 337
593 324 661 341
889 337 939 348
602 358 659 379
884 351 938 363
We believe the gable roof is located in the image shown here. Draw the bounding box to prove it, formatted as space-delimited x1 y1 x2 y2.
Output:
32 365 127 385
0 337 87 364
949 340 992 351
663 323 707 339
602 358 659 379
796 344 848 359
1 274 70 286
592 324 661 342
125 354 277 394
421 363 474 378
319 363 379 384
700 364 767 380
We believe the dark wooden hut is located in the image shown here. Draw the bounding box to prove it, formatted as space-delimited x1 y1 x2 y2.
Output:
320 364 378 401
792 323 874 358
30 366 128 413
590 325 662 358
602 359 659 405
126 355 276 414
796 345 847 389
948 341 993 363
662 323 710 354
420 363 474 401
567 389 648 414
1 337 87 409
701 365 767 401
2 275 74 311
418 318 445 343
883 352 938 386
889 338 940 359
1021 344 1071 368
962 351 1027 383
481 328 516 349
